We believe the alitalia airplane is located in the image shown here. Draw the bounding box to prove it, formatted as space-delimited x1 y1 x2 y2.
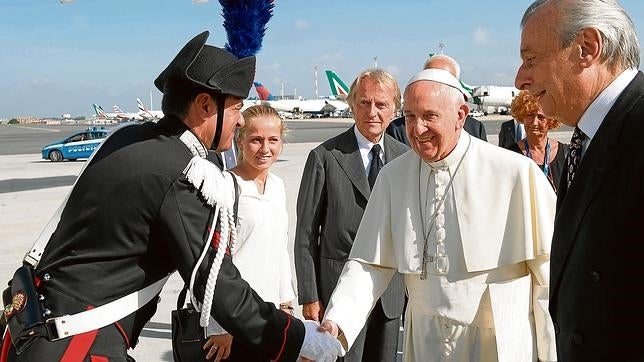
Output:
325 70 350 100
252 80 349 117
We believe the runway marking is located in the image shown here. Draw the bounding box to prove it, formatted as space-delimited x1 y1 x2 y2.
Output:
9 125 60 132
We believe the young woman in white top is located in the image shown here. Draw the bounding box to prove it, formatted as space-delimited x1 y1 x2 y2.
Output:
204 105 295 360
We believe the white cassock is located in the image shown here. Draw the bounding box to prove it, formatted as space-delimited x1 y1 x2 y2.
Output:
324 132 557 362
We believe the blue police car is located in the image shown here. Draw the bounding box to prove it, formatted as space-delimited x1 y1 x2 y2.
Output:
41 127 110 162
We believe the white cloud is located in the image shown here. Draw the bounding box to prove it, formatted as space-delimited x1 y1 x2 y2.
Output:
295 19 310 30
473 27 488 45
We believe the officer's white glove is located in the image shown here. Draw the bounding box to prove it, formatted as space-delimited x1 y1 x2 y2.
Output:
299 320 346 362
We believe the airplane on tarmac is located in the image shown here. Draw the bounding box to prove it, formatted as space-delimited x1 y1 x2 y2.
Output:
253 81 349 117
93 104 143 121
469 85 520 114
113 104 144 120
137 98 164 119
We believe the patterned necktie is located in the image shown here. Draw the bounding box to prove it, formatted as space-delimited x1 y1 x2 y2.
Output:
368 144 383 189
566 126 587 188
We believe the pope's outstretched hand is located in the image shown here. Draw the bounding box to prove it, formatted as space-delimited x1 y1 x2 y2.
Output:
299 320 345 362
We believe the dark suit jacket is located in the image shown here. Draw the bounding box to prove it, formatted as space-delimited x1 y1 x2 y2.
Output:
498 119 519 148
386 115 487 145
295 126 408 318
463 116 487 141
550 71 644 362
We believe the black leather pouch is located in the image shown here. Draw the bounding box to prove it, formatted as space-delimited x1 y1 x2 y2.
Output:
6 265 45 354
171 287 208 362
171 172 240 361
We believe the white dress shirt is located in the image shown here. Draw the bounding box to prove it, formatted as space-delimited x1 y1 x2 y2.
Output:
577 68 638 156
354 125 385 175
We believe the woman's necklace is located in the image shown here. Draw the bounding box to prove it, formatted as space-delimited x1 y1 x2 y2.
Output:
418 136 471 280
524 138 550 176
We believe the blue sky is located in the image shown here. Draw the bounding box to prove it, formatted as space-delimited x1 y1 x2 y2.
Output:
1 0 642 119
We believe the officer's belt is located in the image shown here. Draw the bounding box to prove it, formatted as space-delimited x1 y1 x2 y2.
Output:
42 275 169 341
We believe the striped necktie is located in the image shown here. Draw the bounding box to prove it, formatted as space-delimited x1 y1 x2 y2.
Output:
566 127 587 188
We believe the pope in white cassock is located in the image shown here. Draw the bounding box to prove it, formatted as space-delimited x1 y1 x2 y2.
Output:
321 68 557 362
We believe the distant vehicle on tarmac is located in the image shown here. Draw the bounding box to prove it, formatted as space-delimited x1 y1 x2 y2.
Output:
41 127 109 162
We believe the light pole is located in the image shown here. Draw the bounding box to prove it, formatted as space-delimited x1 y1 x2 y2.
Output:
314 66 319 99
373 56 378 69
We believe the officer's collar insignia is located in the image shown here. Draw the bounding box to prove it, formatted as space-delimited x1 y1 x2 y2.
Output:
179 130 207 159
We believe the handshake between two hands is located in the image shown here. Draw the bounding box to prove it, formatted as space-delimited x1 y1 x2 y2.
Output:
299 319 346 362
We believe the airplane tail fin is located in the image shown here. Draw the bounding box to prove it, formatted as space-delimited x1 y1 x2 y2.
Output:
325 70 349 99
460 80 475 98
113 104 124 114
137 98 148 112
460 81 483 105
137 97 157 119
253 82 275 101
459 80 482 105
93 104 108 119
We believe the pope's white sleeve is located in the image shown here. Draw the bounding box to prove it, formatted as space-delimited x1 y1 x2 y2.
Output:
526 162 557 362
527 255 557 362
323 260 395 350
206 316 227 336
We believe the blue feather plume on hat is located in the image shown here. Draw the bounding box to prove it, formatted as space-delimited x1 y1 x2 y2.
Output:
219 0 275 58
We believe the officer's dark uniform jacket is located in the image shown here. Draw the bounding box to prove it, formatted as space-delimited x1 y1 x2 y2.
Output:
12 116 304 361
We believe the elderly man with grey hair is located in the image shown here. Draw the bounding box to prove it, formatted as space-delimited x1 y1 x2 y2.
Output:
516 0 644 361
320 68 558 362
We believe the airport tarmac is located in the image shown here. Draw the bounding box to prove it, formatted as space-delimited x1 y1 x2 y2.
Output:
0 120 572 361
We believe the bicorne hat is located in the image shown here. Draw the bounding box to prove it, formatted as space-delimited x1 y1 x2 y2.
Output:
154 31 255 99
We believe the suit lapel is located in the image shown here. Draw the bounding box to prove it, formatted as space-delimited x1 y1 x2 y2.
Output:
331 126 371 200
551 72 644 291
383 133 408 162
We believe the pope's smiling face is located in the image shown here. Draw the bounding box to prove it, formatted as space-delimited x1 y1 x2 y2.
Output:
403 81 467 163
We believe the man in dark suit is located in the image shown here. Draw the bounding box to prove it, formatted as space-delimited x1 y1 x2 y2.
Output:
516 1 644 361
295 69 408 361
498 118 524 148
463 115 488 141
387 54 487 144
